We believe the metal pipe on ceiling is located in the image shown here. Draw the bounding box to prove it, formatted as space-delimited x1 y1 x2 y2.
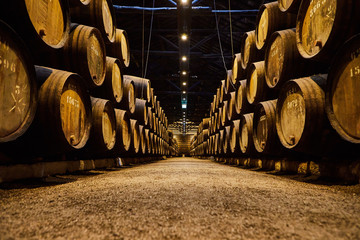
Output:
113 5 258 13
168 0 177 5
191 0 203 5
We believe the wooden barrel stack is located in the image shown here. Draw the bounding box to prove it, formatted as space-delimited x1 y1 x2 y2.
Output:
0 0 178 162
191 0 360 160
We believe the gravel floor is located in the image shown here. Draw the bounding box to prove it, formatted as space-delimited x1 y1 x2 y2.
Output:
0 157 360 240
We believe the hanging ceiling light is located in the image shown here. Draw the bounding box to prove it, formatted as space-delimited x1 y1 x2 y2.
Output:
181 33 188 41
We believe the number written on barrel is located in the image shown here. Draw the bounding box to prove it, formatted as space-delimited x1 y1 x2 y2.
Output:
66 96 79 108
0 39 16 72
309 0 328 18
350 66 360 78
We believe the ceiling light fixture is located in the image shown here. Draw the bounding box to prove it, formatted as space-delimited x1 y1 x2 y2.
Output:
182 56 187 61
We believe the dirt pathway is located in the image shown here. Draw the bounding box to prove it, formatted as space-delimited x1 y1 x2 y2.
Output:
0 157 360 239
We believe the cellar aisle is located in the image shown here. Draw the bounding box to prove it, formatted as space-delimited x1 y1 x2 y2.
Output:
1 158 360 239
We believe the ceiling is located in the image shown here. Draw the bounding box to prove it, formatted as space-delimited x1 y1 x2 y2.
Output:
113 0 268 129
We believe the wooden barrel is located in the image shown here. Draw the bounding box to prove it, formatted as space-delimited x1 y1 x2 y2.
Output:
253 99 283 155
91 57 123 104
35 67 92 152
215 87 221 109
204 140 210 156
223 126 231 155
129 119 140 154
161 138 166 155
235 80 253 115
221 101 229 128
153 132 158 155
153 95 158 113
296 0 360 62
203 129 210 143
212 117 217 135
120 78 136 114
202 118 210 130
230 120 241 154
106 29 130 68
210 103 214 118
326 34 360 144
156 100 161 116
112 109 131 154
210 116 215 135
87 97 116 153
69 0 92 7
0 0 70 56
214 133 220 155
232 53 247 83
0 21 38 142
144 129 151 154
213 112 218 133
247 61 269 105
155 135 160 155
211 135 216 155
147 107 153 129
70 0 116 44
278 0 301 13
275 74 343 155
165 117 168 129
155 117 161 135
255 1 296 51
227 91 239 122
152 113 157 133
208 135 213 155
225 70 235 93
216 108 222 131
131 98 148 126
239 113 255 155
218 130 224 155
139 125 146 155
159 122 164 138
150 88 155 108
161 139 165 156
265 29 322 90
240 30 264 71
63 24 106 88
123 75 151 103
160 108 165 123
149 132 155 154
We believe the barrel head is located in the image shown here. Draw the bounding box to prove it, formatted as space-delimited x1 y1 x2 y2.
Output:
111 59 122 103
265 34 285 88
0 22 37 142
327 34 360 143
297 0 336 59
25 0 67 48
256 8 269 50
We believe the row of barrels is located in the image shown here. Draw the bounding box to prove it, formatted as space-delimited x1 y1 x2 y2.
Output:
191 0 360 158
0 0 179 159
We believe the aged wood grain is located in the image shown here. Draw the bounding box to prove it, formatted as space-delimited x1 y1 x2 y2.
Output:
0 22 37 142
